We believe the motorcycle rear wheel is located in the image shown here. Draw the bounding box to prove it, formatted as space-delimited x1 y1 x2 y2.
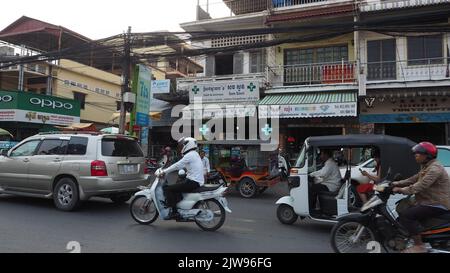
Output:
194 199 226 232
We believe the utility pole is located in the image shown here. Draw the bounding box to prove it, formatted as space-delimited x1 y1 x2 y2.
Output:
119 26 132 134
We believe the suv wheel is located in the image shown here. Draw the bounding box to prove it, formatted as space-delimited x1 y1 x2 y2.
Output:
53 178 80 211
110 193 132 204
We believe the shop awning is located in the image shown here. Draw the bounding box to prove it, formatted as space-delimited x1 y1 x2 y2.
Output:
258 92 357 118
182 103 257 119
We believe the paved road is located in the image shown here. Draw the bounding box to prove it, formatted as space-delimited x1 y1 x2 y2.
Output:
0 183 333 253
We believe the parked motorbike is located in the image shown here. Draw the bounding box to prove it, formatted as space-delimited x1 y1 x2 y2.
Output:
206 170 227 186
330 178 450 253
130 169 232 231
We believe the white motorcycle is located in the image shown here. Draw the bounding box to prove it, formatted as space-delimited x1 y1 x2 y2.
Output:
130 168 232 231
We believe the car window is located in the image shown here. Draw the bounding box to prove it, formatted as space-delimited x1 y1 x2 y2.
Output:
67 137 88 155
101 138 143 157
36 139 66 155
10 140 40 157
437 148 450 167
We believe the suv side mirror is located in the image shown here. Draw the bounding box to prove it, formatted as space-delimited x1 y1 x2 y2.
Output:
1 149 9 157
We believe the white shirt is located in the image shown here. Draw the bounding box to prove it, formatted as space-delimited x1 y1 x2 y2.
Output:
278 155 288 170
164 151 205 186
202 156 211 175
310 158 342 192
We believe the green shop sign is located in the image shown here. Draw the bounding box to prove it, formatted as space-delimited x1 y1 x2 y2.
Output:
0 90 80 126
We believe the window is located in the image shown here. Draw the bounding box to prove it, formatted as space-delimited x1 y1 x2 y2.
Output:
73 92 86 109
285 45 348 65
101 138 143 157
10 140 40 157
67 137 88 155
215 54 234 75
36 139 66 155
250 50 266 73
367 39 396 80
437 148 450 167
407 35 443 65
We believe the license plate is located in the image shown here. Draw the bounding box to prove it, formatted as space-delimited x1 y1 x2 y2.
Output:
119 164 138 174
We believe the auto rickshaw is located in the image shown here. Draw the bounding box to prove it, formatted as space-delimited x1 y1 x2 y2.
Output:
276 134 419 224
200 140 281 198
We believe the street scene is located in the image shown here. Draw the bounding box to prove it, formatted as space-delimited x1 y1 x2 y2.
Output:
1 0 450 256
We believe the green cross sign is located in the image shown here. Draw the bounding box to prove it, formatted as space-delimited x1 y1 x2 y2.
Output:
199 124 209 136
192 86 200 95
247 82 257 92
261 124 272 136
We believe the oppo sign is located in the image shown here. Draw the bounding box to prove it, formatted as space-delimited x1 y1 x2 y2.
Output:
29 97 73 110
0 95 13 103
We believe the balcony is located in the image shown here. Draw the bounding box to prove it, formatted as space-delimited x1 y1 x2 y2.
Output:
197 0 340 19
365 58 450 84
268 61 356 87
360 0 450 13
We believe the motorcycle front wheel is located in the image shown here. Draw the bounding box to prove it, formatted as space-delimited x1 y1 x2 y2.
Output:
194 199 226 232
331 220 377 253
130 196 159 225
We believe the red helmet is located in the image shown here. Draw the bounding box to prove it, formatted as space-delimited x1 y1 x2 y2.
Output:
412 142 437 159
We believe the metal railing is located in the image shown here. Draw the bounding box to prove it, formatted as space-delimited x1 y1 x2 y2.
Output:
364 57 450 82
360 0 450 12
268 61 356 86
197 0 338 19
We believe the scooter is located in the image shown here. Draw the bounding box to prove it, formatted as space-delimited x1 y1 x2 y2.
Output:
330 180 450 253
130 168 232 231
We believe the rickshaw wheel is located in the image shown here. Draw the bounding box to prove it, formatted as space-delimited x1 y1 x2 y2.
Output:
238 178 257 198
277 204 298 225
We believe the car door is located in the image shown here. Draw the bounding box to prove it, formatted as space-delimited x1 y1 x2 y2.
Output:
0 139 41 191
437 147 450 175
27 138 68 194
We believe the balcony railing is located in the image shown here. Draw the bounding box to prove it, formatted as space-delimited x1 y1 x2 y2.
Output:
360 0 450 13
268 61 356 87
364 58 450 82
198 0 339 19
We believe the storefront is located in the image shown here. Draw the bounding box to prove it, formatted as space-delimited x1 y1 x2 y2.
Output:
0 90 80 140
360 90 450 145
258 91 359 163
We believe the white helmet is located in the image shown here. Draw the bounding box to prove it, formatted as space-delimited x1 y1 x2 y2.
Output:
178 137 198 155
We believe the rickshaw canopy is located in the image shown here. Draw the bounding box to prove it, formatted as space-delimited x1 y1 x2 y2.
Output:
305 134 419 179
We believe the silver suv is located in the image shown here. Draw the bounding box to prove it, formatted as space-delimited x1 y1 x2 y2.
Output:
0 132 149 211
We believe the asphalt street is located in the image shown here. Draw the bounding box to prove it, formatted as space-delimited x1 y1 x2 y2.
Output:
0 182 333 253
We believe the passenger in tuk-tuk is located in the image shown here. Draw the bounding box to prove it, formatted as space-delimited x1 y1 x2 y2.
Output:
309 149 342 210
357 149 382 204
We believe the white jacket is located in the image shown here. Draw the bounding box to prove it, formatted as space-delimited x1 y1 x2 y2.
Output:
164 151 205 186
310 158 342 192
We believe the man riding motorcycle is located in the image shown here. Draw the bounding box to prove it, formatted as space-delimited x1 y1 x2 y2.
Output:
393 142 450 253
158 137 204 219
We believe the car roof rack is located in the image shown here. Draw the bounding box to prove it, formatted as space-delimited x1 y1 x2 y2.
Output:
38 131 102 136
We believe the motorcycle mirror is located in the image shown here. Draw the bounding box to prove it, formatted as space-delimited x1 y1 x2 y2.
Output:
178 169 187 178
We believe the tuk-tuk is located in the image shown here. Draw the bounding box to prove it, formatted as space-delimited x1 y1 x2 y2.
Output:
200 140 281 198
276 134 418 224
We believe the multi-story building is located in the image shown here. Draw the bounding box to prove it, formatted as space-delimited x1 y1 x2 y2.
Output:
176 0 450 161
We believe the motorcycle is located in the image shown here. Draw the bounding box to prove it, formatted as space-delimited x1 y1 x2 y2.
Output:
330 177 450 253
130 168 232 231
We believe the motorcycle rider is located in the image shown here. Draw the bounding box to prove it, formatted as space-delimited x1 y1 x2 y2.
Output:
392 142 450 253
158 137 204 219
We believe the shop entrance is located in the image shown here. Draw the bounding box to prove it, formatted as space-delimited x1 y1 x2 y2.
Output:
384 123 446 145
